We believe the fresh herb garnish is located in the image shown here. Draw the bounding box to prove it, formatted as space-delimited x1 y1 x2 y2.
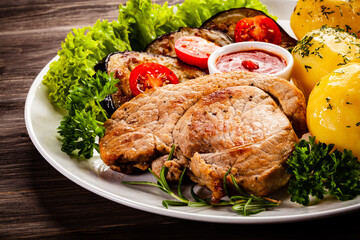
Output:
304 65 312 72
321 5 335 19
58 109 105 159
123 145 280 216
287 136 360 206
57 71 119 158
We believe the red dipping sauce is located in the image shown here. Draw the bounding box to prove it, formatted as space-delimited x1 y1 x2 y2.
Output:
215 50 287 75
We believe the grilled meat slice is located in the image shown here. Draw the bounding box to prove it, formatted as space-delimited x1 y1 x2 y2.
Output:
105 51 206 108
145 27 233 57
173 86 296 201
99 71 306 198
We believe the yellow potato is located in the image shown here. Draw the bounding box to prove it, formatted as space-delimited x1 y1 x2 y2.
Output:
290 0 360 40
291 26 360 98
307 63 360 158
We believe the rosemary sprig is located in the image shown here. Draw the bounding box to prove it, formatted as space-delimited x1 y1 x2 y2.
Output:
122 146 280 216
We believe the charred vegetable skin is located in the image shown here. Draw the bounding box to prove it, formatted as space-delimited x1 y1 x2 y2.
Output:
105 51 206 109
145 27 233 57
201 8 297 49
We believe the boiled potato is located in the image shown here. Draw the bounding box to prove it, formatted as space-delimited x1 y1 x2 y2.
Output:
290 0 360 40
291 26 360 98
307 63 360 158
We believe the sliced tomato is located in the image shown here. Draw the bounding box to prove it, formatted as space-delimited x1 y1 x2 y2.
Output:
129 62 179 96
234 15 282 45
174 36 220 69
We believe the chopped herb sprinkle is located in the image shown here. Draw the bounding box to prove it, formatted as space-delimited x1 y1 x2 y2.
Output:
321 6 335 19
304 65 312 72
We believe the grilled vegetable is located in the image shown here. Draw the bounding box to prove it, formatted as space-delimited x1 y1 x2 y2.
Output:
129 62 179 96
105 51 206 108
201 8 297 49
234 15 282 44
145 27 232 57
174 36 220 69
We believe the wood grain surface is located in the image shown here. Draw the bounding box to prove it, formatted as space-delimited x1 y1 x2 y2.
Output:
1 0 359 239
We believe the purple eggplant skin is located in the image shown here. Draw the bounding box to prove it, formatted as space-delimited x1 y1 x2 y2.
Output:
104 51 206 109
200 8 298 50
100 94 117 117
145 27 233 57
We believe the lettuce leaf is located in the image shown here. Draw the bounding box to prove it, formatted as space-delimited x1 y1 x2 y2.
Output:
43 19 131 109
119 0 185 50
176 0 275 28
119 0 273 51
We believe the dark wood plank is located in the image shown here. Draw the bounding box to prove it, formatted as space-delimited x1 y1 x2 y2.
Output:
1 0 360 239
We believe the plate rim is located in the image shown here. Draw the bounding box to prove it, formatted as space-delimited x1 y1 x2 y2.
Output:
24 1 360 223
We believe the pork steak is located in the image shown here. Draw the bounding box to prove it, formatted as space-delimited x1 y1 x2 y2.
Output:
99 71 307 199
173 86 297 200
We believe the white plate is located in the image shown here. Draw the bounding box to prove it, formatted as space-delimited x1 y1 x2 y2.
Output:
25 0 360 223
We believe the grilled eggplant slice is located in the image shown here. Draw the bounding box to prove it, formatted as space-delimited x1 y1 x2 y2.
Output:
105 51 206 109
201 8 297 49
145 27 233 57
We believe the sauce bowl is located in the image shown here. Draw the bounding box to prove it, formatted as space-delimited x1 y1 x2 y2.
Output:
208 41 294 80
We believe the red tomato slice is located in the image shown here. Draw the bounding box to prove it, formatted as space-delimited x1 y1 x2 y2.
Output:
129 62 179 96
234 15 282 45
174 36 220 69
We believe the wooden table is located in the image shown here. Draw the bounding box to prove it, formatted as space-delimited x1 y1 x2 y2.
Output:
1 0 359 239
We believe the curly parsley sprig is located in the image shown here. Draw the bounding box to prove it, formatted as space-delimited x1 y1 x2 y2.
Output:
57 71 118 159
287 136 360 206
123 145 280 216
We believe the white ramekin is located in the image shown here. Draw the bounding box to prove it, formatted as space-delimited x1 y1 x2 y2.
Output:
208 41 294 80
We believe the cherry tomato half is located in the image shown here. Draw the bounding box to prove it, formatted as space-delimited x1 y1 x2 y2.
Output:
129 62 179 96
174 36 220 69
234 15 282 45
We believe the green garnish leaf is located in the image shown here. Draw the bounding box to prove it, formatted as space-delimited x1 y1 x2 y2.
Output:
65 71 118 120
162 200 188 208
123 145 280 216
177 167 188 201
58 109 104 159
190 185 208 203
287 136 360 206
57 71 119 158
